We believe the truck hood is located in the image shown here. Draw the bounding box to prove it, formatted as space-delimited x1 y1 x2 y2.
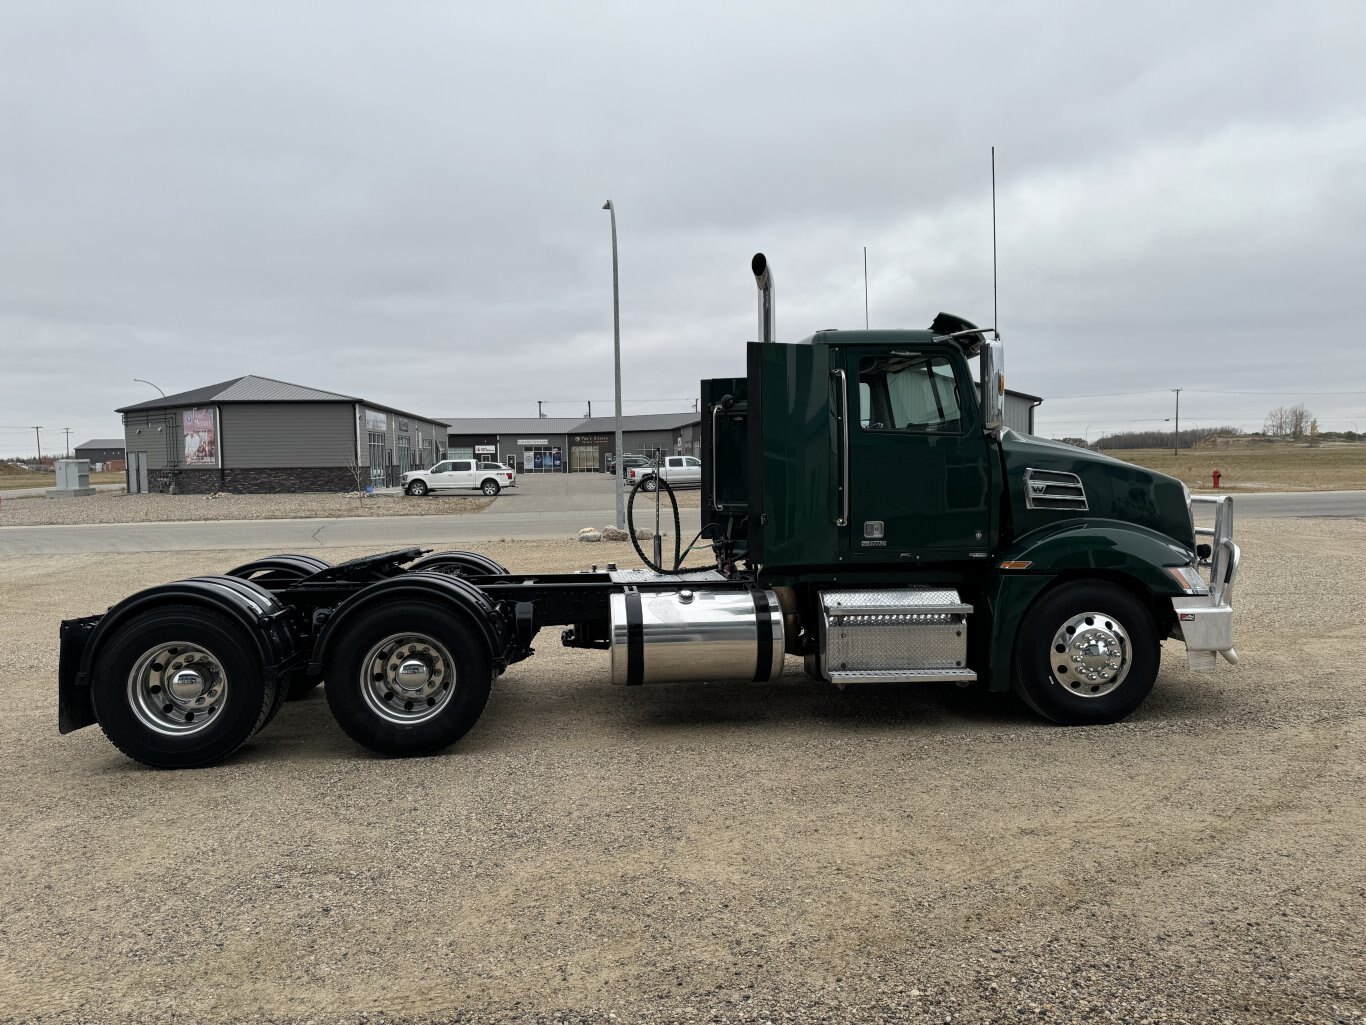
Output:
1000 430 1195 551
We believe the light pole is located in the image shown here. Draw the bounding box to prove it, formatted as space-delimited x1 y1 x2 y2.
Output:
603 200 624 528
1172 387 1182 456
134 378 166 397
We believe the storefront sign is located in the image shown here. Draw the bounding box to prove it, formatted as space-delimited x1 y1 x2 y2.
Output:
572 434 612 445
516 438 548 446
475 445 495 454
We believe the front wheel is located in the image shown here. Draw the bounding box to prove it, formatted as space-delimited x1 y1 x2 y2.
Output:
325 602 494 757
1012 581 1159 725
480 479 501 496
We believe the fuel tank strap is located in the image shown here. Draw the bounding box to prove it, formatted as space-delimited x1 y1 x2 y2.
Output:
624 587 644 687
752 589 772 682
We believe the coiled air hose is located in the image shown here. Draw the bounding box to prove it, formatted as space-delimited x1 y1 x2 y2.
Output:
626 474 717 574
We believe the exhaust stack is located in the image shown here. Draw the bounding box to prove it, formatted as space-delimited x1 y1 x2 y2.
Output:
751 253 774 343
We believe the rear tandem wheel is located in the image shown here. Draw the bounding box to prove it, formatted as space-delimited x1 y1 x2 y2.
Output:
90 604 281 769
324 601 494 757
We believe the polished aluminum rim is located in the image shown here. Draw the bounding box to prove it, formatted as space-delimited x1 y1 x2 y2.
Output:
1049 610 1131 698
360 633 457 725
127 642 228 736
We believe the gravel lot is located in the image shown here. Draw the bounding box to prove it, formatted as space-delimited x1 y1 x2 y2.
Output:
0 491 495 527
1 521 1363 1024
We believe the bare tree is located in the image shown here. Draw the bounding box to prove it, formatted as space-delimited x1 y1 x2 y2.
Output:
344 452 368 507
1264 404 1313 440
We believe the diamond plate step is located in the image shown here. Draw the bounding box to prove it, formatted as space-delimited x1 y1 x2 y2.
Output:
828 668 978 685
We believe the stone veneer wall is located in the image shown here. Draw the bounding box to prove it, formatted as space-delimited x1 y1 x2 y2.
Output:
148 467 357 494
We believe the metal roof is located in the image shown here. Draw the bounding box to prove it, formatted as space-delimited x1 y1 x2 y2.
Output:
74 439 126 450
438 417 584 435
573 412 700 432
115 375 444 426
438 413 700 436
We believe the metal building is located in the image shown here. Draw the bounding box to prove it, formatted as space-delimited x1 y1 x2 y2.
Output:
1004 389 1043 435
117 376 448 494
73 438 126 467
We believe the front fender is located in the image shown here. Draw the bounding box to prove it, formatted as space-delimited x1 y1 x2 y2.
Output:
982 519 1195 692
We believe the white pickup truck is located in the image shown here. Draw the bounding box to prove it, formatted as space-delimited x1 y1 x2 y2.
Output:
626 455 702 491
403 460 513 497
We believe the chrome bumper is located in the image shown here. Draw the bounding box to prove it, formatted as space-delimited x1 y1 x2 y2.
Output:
1173 495 1240 671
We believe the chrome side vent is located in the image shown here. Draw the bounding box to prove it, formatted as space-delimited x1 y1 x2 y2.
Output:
1024 468 1088 511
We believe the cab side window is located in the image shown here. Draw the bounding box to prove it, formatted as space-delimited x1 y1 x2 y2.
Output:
858 353 962 433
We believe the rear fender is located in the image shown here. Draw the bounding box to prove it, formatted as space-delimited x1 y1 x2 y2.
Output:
307 572 511 678
61 576 301 734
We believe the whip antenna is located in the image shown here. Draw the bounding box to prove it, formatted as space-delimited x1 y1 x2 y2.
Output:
991 146 999 341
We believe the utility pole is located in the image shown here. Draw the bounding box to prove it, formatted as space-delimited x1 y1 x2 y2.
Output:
537 400 543 419
63 427 72 458
32 426 43 466
1172 388 1182 456
587 400 592 418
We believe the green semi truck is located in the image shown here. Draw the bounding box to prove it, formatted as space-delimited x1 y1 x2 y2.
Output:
58 253 1239 768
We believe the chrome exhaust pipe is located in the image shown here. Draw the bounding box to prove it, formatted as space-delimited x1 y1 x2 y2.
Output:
751 252 774 343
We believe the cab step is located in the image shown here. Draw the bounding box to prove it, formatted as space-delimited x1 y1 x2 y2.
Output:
817 588 975 684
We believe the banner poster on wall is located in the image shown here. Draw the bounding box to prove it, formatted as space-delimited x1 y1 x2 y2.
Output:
182 408 218 466
552 448 562 469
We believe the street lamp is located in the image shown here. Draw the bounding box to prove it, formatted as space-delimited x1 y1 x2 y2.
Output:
603 200 624 529
134 378 166 397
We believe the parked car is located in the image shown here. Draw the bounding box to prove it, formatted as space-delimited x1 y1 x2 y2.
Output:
479 461 516 486
627 455 702 491
402 459 512 497
607 454 651 477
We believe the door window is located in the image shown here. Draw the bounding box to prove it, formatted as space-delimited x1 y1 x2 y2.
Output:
858 354 962 433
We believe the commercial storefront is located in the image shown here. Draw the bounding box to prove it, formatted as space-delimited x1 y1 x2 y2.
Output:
440 413 703 473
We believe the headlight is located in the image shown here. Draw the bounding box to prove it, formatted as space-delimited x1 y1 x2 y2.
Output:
1167 565 1209 595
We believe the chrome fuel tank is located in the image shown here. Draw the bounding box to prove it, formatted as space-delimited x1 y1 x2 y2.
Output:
608 588 785 686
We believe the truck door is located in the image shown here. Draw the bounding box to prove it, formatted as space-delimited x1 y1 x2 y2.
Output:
840 347 993 563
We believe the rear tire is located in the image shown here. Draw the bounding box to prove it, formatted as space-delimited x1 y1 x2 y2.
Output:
480 479 501 496
324 602 494 757
91 605 277 768
1012 581 1159 725
641 476 659 492
407 480 429 497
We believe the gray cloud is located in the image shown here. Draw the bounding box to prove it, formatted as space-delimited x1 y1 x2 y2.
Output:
2 0 1365 453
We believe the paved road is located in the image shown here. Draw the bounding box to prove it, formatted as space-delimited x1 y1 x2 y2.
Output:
0 488 1358 557
0 482 125 500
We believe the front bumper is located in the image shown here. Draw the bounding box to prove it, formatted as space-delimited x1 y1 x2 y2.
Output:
1171 495 1240 671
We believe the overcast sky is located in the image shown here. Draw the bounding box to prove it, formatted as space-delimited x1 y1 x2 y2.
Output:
2 0 1364 455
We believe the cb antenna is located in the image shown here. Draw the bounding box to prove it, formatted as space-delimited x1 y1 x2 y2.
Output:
991 145 999 341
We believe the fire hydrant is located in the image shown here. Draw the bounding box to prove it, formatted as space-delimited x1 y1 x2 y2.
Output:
1211 468 1222 489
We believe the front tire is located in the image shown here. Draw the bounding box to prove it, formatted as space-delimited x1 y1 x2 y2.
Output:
1012 581 1159 725
91 605 278 768
407 480 429 497
480 479 501 496
324 602 494 757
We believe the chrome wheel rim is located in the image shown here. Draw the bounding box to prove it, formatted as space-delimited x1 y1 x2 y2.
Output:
360 633 457 725
127 642 228 736
1049 611 1131 698
482 482 497 495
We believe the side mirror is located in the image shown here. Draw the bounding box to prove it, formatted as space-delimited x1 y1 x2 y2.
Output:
980 339 1005 433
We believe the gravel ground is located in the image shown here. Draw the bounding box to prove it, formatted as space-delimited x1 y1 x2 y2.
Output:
0 491 494 527
1 522 1363 1024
